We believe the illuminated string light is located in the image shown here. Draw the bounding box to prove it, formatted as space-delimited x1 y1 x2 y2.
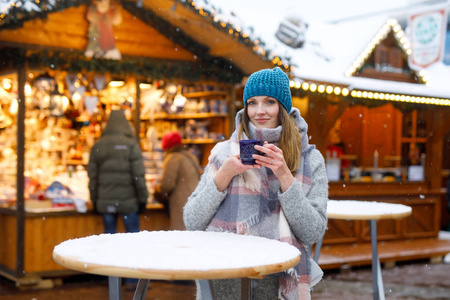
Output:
350 90 450 106
334 87 341 95
284 77 449 107
344 18 427 84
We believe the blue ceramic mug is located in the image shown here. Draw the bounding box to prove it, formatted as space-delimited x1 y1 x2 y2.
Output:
239 139 263 165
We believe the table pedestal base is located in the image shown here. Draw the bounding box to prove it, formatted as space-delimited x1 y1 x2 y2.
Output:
199 279 216 300
370 220 385 300
314 220 387 300
108 277 122 300
134 279 150 300
108 277 252 300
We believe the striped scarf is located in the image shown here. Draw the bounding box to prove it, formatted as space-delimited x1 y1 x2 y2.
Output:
206 108 314 299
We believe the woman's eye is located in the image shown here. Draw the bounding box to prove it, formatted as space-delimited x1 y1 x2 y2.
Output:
247 101 255 105
267 100 276 105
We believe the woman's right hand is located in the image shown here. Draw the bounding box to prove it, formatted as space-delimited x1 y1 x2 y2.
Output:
214 155 259 192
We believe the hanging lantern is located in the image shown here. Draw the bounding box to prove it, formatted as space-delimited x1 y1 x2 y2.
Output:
49 87 69 117
34 73 56 112
34 73 56 94
0 104 13 129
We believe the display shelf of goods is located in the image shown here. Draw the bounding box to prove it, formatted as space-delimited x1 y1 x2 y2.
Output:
145 112 229 120
140 89 230 167
182 90 229 99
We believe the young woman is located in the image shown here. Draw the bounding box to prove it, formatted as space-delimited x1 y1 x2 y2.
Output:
183 67 328 299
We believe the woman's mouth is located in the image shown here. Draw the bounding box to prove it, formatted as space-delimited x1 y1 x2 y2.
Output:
255 118 269 124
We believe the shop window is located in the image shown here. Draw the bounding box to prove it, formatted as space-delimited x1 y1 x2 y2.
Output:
400 109 427 166
375 45 403 72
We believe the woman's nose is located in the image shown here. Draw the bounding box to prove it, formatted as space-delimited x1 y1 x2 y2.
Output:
256 104 265 114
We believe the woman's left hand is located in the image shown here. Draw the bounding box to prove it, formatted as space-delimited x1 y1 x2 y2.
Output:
254 142 294 192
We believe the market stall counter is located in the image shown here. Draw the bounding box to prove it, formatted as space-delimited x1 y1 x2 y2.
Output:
0 203 170 286
316 181 450 271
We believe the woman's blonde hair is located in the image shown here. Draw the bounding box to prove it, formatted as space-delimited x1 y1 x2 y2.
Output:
238 103 302 174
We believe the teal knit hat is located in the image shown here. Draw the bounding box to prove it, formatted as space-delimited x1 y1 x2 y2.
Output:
243 67 292 112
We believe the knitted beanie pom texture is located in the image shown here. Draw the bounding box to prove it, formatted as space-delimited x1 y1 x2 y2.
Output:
243 67 292 112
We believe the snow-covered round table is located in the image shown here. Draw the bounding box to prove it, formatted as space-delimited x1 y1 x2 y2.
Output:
53 230 300 300
315 200 412 300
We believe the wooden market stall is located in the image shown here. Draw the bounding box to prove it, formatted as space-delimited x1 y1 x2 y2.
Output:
0 0 281 287
285 18 450 269
1 0 450 287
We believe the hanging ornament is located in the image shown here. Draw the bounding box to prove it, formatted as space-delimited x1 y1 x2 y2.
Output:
49 87 69 117
84 0 123 60
72 92 83 110
0 104 13 129
76 85 86 97
34 73 55 113
94 74 106 91
65 73 78 94
140 84 165 121
84 95 99 114
34 73 56 94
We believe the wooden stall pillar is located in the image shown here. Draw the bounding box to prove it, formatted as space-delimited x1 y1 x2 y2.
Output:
426 108 445 190
305 94 348 156
16 63 26 278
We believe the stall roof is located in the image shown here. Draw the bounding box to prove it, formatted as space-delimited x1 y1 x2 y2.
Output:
1 0 449 106
203 0 450 106
0 0 286 83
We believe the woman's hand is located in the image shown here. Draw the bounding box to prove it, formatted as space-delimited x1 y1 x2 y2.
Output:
214 155 260 192
254 142 294 192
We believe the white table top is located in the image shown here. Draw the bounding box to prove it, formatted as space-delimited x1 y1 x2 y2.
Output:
327 200 412 220
53 230 300 280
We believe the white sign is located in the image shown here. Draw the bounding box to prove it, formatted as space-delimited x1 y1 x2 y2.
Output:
408 8 447 69
326 158 341 181
408 165 424 181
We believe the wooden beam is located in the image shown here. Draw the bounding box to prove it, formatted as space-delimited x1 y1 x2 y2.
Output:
426 108 446 189
16 60 26 278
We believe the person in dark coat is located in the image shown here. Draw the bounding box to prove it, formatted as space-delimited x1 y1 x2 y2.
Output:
87 109 148 290
87 109 149 234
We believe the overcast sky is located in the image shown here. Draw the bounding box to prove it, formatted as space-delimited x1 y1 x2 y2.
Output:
210 0 448 23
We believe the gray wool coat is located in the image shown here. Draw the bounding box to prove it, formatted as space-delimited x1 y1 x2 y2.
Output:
183 108 328 300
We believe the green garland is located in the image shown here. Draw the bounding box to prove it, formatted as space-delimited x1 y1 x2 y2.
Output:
0 0 245 83
10 48 242 83
0 0 291 73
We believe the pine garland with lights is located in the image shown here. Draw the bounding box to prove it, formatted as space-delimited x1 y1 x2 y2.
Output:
0 0 291 73
17 48 243 83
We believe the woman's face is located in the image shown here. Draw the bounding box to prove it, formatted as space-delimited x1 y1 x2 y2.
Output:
246 96 280 129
